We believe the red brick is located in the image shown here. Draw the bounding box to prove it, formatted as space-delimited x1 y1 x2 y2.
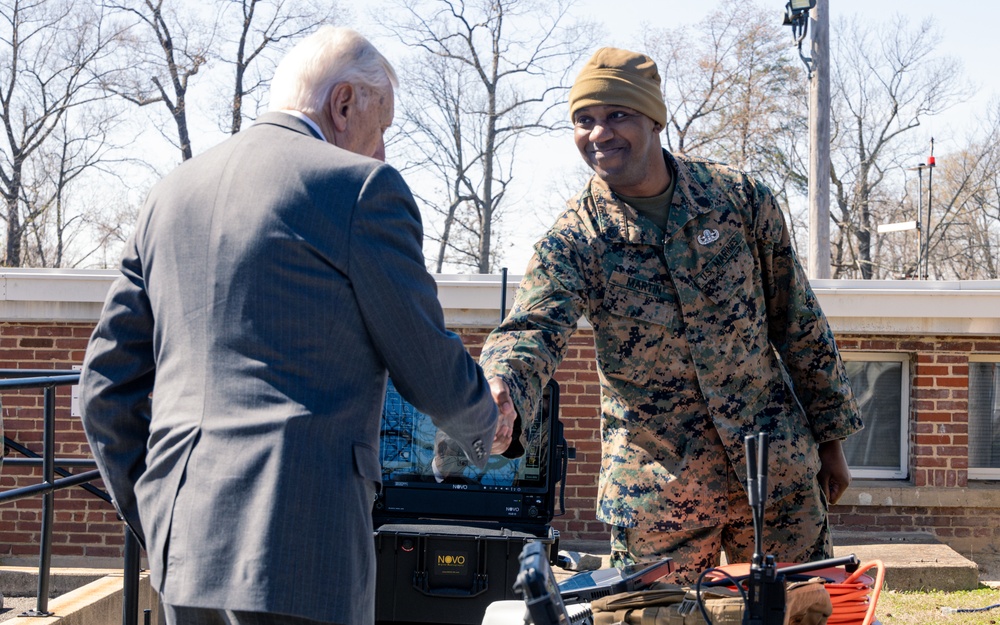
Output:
912 388 952 400
936 377 969 388
19 338 54 348
916 412 955 423
899 340 934 352
858 340 898 351
934 354 965 363
939 343 973 352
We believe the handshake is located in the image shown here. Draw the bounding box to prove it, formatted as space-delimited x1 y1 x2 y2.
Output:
431 377 519 483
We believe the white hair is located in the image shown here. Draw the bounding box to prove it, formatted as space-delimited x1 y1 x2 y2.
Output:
269 26 398 115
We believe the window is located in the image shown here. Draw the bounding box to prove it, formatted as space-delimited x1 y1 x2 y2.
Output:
840 353 909 479
969 356 1000 480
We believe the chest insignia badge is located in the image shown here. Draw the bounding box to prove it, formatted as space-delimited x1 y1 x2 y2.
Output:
697 228 720 245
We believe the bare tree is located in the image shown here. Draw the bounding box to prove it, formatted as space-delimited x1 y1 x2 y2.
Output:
828 15 967 279
643 0 808 251
103 0 216 161
0 0 125 266
217 0 344 135
645 1 804 170
646 11 736 158
376 0 593 273
20 104 129 267
918 102 1000 279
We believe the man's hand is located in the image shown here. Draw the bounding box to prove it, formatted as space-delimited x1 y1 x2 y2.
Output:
817 439 851 505
489 377 518 454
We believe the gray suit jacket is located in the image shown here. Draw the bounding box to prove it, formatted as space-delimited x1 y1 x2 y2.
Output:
80 112 497 624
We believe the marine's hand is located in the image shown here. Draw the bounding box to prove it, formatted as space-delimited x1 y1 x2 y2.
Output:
489 377 517 454
817 439 851 505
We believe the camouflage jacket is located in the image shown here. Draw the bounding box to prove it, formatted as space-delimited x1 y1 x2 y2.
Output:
480 150 863 529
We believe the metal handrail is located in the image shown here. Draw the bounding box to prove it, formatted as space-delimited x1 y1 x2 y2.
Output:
0 369 141 625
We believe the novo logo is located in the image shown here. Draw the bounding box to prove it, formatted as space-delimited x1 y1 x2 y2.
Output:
437 554 467 566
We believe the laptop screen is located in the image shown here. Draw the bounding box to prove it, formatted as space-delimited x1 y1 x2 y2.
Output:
374 378 560 529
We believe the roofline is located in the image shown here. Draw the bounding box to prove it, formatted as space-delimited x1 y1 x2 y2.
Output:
2 269 999 335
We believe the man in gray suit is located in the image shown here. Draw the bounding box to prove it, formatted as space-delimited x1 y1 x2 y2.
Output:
80 26 509 625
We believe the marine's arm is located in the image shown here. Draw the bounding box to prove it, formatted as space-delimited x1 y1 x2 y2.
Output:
753 179 862 442
480 217 591 456
750 179 862 502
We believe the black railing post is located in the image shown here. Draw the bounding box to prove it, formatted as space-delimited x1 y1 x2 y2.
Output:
34 385 57 615
123 527 141 625
1 371 149 621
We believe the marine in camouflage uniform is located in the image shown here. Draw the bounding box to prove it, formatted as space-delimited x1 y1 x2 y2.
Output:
479 48 863 583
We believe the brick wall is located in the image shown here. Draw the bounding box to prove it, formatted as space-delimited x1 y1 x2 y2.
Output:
830 334 1000 555
836 334 977 489
0 322 124 559
4 321 1000 560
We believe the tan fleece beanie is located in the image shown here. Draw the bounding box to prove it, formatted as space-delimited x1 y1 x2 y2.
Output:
568 47 667 128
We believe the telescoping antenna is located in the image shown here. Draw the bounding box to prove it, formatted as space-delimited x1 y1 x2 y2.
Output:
744 433 786 625
500 267 507 324
742 433 863 625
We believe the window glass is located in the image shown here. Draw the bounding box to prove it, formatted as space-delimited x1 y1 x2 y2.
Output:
841 355 908 479
970 361 1000 472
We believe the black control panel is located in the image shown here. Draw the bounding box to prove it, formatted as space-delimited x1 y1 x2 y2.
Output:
375 483 552 522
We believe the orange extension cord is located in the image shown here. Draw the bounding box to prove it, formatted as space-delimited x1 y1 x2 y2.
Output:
823 560 886 625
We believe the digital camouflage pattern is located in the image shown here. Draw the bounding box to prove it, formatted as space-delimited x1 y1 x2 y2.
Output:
480 150 863 532
608 452 831 583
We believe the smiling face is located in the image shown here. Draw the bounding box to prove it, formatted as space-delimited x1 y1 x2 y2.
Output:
573 104 668 197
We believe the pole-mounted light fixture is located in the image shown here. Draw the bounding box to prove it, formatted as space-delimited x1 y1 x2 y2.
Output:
782 0 817 76
907 139 937 280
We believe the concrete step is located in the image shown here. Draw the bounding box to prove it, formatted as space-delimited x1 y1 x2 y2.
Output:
832 531 980 592
0 571 160 625
558 531 982 592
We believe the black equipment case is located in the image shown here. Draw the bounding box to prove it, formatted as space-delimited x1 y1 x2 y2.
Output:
373 379 570 625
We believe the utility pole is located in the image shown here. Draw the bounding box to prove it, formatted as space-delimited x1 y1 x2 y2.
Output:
807 0 831 279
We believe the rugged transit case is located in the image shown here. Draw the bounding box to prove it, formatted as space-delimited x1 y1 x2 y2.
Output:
373 379 570 625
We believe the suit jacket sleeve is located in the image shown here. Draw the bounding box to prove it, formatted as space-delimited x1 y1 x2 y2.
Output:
349 165 497 468
79 234 155 546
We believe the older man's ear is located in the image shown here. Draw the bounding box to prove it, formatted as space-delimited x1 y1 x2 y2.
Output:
328 82 357 133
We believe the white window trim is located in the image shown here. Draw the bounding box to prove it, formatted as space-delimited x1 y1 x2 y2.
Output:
969 354 1000 481
840 351 910 479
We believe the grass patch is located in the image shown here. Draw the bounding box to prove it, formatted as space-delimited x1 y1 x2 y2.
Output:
875 587 1000 624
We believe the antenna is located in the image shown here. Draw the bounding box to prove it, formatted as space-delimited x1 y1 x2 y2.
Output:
744 432 785 625
500 267 508 324
740 432 861 624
